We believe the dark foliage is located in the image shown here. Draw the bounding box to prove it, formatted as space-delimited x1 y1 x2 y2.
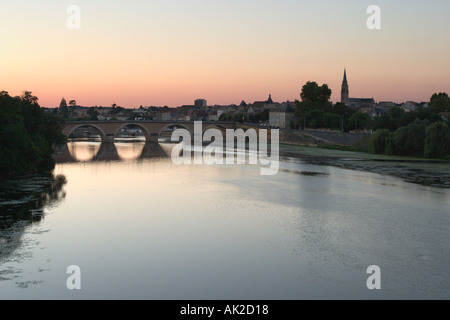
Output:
0 91 66 178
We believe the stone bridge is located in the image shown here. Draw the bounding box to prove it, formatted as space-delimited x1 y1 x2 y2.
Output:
62 121 265 143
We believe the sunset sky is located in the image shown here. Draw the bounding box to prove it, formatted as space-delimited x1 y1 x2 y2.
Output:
1 0 449 108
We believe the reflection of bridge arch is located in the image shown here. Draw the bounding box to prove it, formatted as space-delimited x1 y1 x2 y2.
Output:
66 124 108 142
54 141 169 163
114 123 151 141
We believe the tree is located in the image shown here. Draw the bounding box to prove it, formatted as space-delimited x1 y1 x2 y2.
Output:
348 112 372 130
252 109 269 123
316 112 340 129
295 81 333 129
0 91 65 177
430 92 450 113
59 98 69 119
333 102 352 116
372 106 405 132
387 106 405 131
392 120 428 156
424 122 450 158
87 107 99 121
219 113 234 121
399 110 419 128
294 99 311 129
369 129 390 154
300 81 332 104
21 91 39 104
69 100 77 107
233 113 247 123
333 102 355 131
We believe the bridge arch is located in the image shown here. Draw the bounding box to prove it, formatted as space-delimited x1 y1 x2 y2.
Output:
114 123 151 142
202 124 228 134
202 124 228 143
158 123 193 142
66 124 108 142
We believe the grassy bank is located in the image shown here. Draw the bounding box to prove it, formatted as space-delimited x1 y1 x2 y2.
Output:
280 141 450 162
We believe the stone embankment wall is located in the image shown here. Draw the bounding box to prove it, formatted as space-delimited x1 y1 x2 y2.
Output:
281 129 368 146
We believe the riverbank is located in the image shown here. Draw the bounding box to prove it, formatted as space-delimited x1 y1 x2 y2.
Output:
279 144 450 188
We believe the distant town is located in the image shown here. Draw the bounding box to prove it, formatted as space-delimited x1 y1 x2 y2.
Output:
45 94 439 129
44 70 449 132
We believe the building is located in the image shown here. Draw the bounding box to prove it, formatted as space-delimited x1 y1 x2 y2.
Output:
341 69 349 104
341 69 376 110
401 101 418 112
250 94 281 113
378 101 397 108
194 99 207 109
347 98 376 110
161 112 173 121
71 106 88 118
373 107 391 117
269 101 295 129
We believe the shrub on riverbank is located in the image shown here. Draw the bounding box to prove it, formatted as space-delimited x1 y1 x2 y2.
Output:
369 120 450 159
0 91 66 178
368 129 390 154
424 122 450 158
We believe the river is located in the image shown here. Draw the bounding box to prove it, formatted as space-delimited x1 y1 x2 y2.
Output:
0 141 449 300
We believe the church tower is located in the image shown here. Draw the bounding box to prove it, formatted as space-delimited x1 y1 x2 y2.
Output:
341 69 349 104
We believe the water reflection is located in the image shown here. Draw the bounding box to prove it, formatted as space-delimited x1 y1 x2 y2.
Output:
0 173 67 262
69 141 101 162
1 141 449 299
116 142 146 160
55 141 169 163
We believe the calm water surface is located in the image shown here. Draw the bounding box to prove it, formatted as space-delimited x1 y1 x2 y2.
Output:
0 141 449 299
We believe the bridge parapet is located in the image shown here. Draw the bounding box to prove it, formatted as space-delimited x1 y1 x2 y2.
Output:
62 121 261 142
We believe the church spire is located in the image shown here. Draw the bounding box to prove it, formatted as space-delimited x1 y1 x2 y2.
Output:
341 68 349 104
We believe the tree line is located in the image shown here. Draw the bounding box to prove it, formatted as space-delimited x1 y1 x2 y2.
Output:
0 91 66 178
294 82 450 158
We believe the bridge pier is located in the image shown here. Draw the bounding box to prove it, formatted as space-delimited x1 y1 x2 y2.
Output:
105 134 115 143
149 133 159 142
53 144 77 163
139 142 168 159
92 142 121 162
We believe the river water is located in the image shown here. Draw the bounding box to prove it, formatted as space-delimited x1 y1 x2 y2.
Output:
0 141 449 300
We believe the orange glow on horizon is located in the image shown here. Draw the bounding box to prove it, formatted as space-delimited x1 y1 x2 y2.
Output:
1 1 450 108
